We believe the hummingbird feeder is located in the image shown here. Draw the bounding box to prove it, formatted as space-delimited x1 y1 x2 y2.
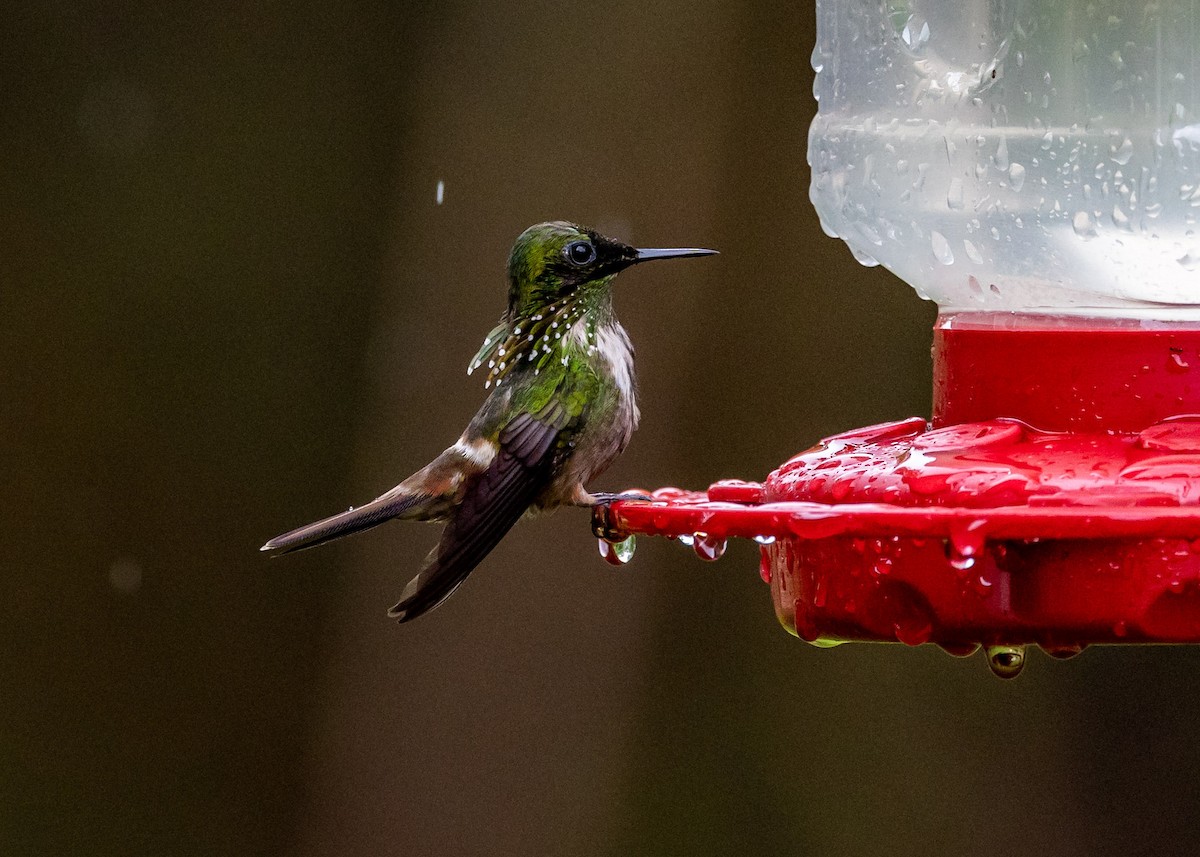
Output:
596 0 1200 676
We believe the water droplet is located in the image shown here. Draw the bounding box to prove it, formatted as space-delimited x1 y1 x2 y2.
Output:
947 550 975 571
931 230 954 265
939 641 980 658
1110 137 1133 165
1178 251 1200 271
1041 643 1086 660
963 240 983 265
994 135 1010 170
598 535 636 566
947 177 963 210
753 534 776 546
946 520 987 571
806 637 846 649
1072 210 1097 240
676 533 695 547
893 616 933 646
1111 204 1132 231
1112 619 1129 638
693 533 727 562
759 551 772 584
986 645 1026 679
1008 163 1026 190
1040 131 1054 150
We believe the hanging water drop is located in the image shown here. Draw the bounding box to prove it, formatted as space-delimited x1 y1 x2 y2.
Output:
693 532 728 562
985 645 1026 679
1041 643 1086 660
598 535 636 566
759 551 773 584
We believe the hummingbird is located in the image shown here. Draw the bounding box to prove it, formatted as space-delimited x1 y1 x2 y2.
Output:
261 221 716 621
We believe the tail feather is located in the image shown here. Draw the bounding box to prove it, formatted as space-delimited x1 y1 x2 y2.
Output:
260 490 427 555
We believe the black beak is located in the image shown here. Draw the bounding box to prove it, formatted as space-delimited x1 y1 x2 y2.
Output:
633 247 719 263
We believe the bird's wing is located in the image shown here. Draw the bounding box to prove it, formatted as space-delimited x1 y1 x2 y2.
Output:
387 409 569 622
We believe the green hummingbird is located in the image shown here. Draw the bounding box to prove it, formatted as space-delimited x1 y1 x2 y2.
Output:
261 221 716 621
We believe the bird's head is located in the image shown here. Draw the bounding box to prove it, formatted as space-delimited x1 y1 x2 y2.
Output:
504 221 715 320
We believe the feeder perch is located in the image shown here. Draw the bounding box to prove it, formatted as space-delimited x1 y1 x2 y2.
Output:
595 0 1200 676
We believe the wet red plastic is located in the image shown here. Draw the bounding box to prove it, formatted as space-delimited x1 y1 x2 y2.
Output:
604 313 1200 653
934 312 1200 432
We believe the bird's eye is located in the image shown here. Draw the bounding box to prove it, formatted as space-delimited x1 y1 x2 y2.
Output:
565 241 596 266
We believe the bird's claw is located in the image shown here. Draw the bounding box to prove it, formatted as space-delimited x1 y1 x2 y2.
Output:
590 491 654 505
589 492 650 541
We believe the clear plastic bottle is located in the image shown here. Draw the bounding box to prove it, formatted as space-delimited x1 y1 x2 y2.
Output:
809 0 1200 317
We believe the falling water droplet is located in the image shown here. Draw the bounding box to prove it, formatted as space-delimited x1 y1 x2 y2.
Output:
931 230 955 265
598 535 636 566
986 645 1026 679
693 533 727 562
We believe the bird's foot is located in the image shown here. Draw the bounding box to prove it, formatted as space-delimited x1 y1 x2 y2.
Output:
588 491 655 505
588 493 651 542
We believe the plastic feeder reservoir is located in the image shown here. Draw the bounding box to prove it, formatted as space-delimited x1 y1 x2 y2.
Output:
597 0 1200 677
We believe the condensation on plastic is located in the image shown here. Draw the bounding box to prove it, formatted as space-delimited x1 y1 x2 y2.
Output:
809 0 1200 317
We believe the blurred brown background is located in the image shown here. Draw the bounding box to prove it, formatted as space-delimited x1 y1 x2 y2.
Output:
6 2 1200 856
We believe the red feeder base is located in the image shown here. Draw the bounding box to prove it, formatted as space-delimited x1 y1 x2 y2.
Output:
600 313 1200 677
